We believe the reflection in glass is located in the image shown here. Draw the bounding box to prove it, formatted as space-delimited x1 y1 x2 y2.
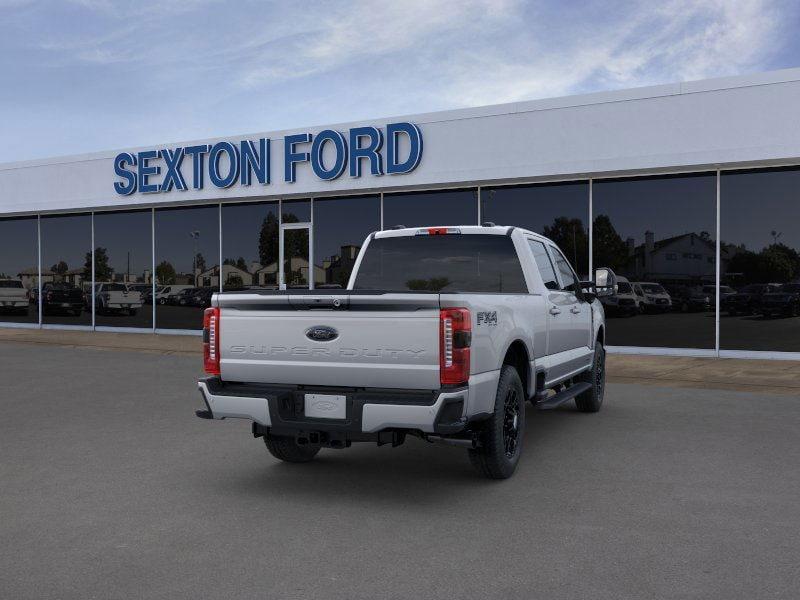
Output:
353 235 527 293
40 214 92 326
721 168 800 352
0 217 39 324
154 205 219 330
481 182 590 276
93 210 153 328
593 174 717 349
383 189 478 229
282 199 311 223
221 202 279 291
284 228 310 288
313 195 380 288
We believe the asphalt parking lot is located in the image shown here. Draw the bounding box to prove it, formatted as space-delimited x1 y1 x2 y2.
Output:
1 343 799 599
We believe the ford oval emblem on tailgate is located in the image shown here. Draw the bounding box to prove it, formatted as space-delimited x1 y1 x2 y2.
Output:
305 326 338 342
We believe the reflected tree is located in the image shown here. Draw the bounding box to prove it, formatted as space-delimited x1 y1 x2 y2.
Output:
156 261 177 285
592 214 629 273
542 217 588 272
50 261 68 275
726 242 799 285
83 247 112 283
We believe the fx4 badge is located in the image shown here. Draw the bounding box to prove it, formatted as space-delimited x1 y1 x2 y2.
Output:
477 311 498 326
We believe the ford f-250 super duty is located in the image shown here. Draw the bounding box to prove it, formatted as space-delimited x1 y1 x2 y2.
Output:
195 225 617 479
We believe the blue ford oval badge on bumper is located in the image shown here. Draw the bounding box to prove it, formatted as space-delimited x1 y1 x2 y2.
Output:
305 326 338 342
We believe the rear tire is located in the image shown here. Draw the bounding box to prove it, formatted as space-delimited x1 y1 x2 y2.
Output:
468 365 525 480
263 435 320 463
575 341 605 413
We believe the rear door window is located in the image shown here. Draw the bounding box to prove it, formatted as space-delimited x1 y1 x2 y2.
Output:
527 239 559 290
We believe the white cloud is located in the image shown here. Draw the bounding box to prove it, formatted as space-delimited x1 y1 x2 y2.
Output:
430 0 785 107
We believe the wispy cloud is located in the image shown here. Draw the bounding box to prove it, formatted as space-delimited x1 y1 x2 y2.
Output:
0 0 796 161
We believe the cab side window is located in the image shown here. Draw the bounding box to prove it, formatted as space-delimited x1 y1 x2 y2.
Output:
550 247 580 293
528 240 559 291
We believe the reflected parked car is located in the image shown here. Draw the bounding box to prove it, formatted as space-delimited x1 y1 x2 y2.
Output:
0 279 30 314
633 282 672 313
188 287 215 308
668 286 711 312
171 287 201 306
701 284 736 306
600 276 640 316
759 283 800 318
41 282 84 315
94 283 143 315
155 285 194 305
722 283 781 316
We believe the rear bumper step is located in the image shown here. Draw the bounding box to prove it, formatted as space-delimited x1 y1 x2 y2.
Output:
196 377 470 435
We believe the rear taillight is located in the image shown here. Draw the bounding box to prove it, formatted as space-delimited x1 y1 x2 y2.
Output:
440 307 471 386
203 307 220 376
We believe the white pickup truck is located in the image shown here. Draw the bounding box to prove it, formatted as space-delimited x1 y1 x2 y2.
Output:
196 225 616 479
0 279 30 314
93 283 143 315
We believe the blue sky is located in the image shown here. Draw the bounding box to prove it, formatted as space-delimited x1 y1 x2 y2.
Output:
1 0 799 163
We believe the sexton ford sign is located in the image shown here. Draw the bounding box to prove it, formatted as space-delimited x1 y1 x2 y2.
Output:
112 122 423 196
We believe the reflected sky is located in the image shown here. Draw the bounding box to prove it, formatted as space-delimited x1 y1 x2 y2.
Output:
155 206 219 274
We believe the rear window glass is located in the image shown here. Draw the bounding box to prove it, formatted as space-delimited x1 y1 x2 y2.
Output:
0 280 23 288
353 234 527 293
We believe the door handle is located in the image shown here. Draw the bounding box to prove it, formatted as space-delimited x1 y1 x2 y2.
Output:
570 307 581 314
549 306 561 315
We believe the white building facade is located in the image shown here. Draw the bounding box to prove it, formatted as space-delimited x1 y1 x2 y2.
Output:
1 69 799 358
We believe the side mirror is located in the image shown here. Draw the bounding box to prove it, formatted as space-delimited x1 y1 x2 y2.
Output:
594 267 617 297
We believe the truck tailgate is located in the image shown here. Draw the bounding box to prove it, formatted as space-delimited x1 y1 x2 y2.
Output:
217 293 440 390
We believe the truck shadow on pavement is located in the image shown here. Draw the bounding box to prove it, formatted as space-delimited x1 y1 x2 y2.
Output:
208 404 591 504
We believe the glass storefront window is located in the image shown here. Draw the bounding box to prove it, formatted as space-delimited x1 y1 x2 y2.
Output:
282 199 311 223
40 214 92 326
154 205 219 330
313 195 380 288
593 174 717 349
720 168 800 352
221 201 279 291
0 217 39 324
383 189 478 229
481 182 590 276
93 210 153 329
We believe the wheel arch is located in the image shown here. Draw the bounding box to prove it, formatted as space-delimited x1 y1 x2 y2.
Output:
501 340 531 399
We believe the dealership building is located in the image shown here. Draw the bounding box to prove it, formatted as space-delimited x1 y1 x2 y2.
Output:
1 68 799 359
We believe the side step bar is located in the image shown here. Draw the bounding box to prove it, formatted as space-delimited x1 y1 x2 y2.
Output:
535 382 592 410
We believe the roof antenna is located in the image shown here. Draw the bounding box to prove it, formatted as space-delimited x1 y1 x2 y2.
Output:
482 221 496 227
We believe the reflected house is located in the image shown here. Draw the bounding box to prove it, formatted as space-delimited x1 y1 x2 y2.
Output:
16 267 45 291
61 268 84 287
323 245 360 287
195 264 253 288
254 258 324 288
625 231 722 285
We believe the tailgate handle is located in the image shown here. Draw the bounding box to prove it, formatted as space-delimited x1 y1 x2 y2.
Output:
289 296 349 310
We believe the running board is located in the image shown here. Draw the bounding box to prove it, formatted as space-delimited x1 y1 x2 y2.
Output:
535 382 592 410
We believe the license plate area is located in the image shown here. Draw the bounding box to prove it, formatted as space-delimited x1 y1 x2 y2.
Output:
304 393 347 420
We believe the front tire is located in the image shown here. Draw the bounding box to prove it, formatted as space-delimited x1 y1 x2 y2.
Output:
575 341 605 413
263 435 320 463
468 365 525 480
